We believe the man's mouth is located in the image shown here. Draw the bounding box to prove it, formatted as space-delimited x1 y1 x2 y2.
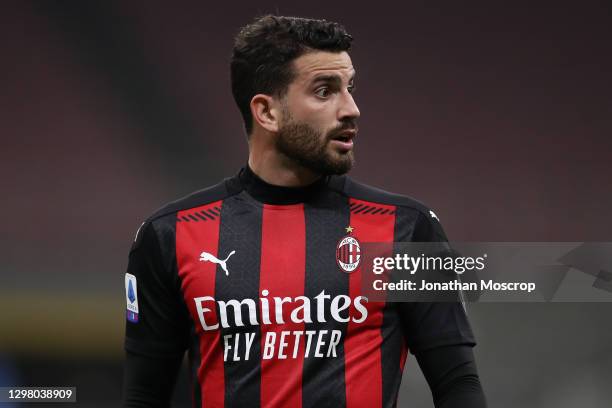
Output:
330 130 357 151
332 129 357 142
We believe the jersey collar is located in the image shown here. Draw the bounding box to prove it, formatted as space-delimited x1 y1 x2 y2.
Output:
236 164 330 205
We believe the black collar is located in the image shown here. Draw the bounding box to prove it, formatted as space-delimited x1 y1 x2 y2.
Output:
237 165 329 205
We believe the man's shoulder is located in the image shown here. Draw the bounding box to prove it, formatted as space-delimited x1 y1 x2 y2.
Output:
145 176 238 225
330 175 448 241
330 175 435 216
130 178 236 252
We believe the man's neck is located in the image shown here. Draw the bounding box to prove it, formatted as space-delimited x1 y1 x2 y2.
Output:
248 151 322 187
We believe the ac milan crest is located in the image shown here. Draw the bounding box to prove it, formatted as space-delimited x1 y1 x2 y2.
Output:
336 235 361 273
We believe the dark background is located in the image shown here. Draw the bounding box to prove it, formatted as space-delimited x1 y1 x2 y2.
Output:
1 1 611 407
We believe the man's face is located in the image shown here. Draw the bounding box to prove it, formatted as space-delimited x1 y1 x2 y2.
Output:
275 50 360 175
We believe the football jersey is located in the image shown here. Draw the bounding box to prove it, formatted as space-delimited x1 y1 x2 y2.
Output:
124 165 475 408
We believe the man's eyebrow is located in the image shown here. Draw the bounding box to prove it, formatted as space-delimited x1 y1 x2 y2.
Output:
310 72 356 85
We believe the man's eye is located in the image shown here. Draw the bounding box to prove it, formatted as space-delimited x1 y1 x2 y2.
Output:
315 87 330 98
348 85 356 94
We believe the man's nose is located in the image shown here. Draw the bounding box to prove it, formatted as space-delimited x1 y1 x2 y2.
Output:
338 91 360 121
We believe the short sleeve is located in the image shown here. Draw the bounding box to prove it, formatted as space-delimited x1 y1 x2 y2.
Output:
124 220 191 357
399 209 476 354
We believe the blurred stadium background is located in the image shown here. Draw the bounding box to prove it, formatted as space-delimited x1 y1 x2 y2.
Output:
1 1 611 407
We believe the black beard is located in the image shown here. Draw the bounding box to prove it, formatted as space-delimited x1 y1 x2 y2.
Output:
275 119 355 176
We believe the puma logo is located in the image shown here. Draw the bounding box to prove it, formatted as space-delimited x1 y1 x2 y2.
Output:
199 250 236 276
429 210 439 221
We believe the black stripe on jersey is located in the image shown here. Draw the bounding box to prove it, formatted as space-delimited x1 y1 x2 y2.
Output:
302 190 350 408
201 209 217 220
380 206 419 408
393 206 420 242
216 195 263 408
351 203 365 212
146 178 231 223
353 205 368 214
362 206 378 214
330 175 432 223
380 302 404 408
188 324 202 408
191 211 205 221
194 212 208 221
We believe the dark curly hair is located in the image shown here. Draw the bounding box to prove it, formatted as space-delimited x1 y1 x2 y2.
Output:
231 15 353 135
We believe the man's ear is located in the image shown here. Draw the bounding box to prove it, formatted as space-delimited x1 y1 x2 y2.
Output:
250 94 281 133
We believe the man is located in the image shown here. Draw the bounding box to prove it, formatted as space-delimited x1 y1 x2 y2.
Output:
123 15 486 408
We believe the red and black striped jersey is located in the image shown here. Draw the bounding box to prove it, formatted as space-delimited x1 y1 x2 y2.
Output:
124 166 475 408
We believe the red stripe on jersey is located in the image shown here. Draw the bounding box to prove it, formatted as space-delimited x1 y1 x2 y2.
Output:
259 204 306 408
400 339 408 372
176 202 224 408
345 199 396 408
